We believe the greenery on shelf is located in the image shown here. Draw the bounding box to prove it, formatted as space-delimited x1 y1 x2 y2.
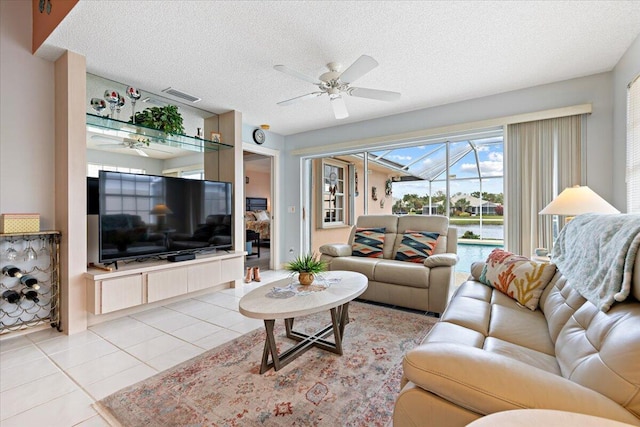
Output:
130 105 185 136
285 253 327 275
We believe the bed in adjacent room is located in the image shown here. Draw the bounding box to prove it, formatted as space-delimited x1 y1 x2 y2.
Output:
245 197 270 242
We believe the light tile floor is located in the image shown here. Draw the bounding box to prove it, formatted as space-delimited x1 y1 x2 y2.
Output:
0 270 468 426
0 269 290 427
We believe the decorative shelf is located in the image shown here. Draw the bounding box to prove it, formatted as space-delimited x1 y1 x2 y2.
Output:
86 113 232 154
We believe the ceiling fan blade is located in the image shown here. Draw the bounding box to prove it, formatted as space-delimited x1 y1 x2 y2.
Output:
277 92 323 106
274 65 321 85
349 87 401 102
133 148 149 157
338 55 378 84
330 95 349 120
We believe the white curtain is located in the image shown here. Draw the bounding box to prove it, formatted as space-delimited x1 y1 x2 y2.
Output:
505 115 584 255
628 75 640 213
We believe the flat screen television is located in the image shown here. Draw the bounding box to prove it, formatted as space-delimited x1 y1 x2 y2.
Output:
95 171 233 264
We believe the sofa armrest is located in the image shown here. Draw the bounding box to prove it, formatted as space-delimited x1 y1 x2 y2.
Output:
424 253 458 268
319 243 352 257
403 343 640 425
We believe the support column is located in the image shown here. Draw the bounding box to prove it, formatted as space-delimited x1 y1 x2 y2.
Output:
55 50 87 334
205 110 243 287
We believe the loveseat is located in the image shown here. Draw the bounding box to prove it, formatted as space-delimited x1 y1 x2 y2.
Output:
319 215 457 314
394 213 640 426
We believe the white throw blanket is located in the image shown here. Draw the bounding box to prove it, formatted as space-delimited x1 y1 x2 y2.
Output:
551 213 640 312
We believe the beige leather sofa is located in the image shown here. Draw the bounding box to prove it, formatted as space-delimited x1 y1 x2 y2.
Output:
393 255 640 426
319 215 457 315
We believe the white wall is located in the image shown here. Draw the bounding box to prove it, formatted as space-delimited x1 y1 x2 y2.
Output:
612 33 640 211
282 72 616 261
0 1 56 229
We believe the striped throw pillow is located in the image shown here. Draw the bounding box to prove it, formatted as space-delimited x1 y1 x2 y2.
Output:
352 228 386 258
394 230 439 263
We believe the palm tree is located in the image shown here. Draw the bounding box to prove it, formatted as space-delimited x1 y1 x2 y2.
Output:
455 198 470 214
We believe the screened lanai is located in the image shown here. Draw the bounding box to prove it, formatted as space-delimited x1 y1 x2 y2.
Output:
365 133 504 239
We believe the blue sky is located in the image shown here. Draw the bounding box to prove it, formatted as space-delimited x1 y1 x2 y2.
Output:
374 139 504 201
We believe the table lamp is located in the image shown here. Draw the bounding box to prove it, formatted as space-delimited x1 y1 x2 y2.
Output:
150 204 173 230
539 185 620 222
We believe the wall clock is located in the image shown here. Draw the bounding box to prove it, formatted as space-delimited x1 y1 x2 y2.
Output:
253 129 266 145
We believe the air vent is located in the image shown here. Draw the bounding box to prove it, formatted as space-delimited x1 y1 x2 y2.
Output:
161 87 201 103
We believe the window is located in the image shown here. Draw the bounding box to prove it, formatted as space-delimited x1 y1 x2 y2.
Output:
102 173 164 225
319 160 347 226
87 163 145 178
181 170 205 180
628 75 640 213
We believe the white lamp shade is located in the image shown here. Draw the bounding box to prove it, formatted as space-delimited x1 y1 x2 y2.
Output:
539 185 620 216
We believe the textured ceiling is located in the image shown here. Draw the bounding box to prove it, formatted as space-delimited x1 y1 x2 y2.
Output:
39 1 640 136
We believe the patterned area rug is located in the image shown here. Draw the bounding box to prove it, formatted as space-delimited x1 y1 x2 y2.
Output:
96 301 437 426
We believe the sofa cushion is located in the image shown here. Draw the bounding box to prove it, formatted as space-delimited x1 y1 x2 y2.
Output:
394 230 439 263
441 295 491 336
374 259 431 288
554 301 640 416
422 321 485 348
483 337 561 375
479 249 556 310
352 227 385 258
489 304 555 355
329 256 379 280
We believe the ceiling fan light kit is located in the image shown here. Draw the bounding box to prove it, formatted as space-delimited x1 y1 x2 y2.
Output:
274 54 401 119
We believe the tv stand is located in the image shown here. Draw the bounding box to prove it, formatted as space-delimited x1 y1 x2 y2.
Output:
85 251 244 315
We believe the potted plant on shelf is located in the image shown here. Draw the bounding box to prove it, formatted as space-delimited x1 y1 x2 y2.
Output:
130 105 185 137
285 253 327 286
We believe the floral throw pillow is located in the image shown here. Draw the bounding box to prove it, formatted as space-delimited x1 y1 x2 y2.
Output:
479 248 556 310
352 228 385 258
394 230 439 263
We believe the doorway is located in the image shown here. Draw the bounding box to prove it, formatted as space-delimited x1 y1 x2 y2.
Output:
243 148 277 272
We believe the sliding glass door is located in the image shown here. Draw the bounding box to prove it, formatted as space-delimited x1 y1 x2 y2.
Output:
306 129 504 271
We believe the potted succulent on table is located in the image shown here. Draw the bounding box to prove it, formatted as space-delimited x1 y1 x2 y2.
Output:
285 253 327 286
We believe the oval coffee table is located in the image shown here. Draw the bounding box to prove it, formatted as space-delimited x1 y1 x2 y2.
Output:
239 271 367 373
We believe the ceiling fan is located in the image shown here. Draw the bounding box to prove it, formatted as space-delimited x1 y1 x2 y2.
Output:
91 135 172 157
274 55 400 119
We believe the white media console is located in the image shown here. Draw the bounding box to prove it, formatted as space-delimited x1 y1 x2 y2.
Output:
84 251 244 315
